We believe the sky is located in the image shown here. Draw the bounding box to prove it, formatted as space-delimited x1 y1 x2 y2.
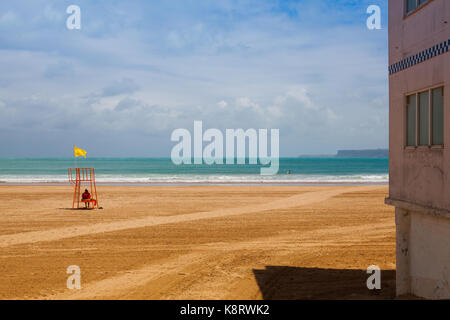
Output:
0 0 388 157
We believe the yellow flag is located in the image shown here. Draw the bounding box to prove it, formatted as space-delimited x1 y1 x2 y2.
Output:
74 145 87 158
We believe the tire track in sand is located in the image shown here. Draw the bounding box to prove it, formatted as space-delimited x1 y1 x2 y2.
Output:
0 186 380 248
39 252 208 300
39 219 394 300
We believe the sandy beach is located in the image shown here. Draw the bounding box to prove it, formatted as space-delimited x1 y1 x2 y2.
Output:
0 185 395 300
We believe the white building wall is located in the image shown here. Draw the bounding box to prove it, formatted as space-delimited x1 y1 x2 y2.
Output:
409 212 450 299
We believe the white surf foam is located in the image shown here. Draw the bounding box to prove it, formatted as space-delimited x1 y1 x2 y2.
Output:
0 174 389 184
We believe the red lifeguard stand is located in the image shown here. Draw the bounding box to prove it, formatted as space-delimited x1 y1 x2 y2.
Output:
68 168 99 209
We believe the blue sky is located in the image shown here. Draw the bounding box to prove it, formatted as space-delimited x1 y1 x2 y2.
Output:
0 0 388 157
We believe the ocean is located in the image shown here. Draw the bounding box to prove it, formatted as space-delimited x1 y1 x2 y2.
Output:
0 158 388 185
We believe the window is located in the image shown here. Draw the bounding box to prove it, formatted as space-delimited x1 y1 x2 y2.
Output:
406 0 417 13
405 0 431 15
407 95 417 146
432 88 444 145
406 87 444 147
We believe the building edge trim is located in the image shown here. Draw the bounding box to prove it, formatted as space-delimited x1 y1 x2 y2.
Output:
385 197 450 219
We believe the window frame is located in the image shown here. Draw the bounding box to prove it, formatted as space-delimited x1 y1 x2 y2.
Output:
405 85 444 149
404 0 433 18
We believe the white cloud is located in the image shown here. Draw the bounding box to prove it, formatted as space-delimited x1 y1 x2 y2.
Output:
0 0 388 156
217 100 228 109
285 86 315 110
0 11 18 27
100 78 140 97
43 4 63 23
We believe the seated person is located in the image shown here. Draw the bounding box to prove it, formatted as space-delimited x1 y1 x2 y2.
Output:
81 189 91 208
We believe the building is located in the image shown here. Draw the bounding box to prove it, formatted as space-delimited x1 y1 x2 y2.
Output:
386 0 450 299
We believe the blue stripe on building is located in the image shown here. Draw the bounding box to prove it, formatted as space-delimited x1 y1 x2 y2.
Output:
389 39 450 75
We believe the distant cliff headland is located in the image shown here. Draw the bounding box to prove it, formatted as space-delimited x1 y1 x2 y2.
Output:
298 149 389 158
335 149 388 158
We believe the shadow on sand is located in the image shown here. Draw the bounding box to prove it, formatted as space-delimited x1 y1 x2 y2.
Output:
253 266 396 300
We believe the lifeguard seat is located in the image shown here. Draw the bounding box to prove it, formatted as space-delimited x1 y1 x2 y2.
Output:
68 168 99 210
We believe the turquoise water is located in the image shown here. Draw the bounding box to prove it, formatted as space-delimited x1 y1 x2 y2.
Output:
0 158 388 184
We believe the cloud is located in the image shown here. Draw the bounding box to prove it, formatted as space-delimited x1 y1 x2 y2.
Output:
43 61 75 78
0 0 389 157
0 11 18 27
100 78 140 97
217 100 228 109
115 97 141 111
42 4 63 23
